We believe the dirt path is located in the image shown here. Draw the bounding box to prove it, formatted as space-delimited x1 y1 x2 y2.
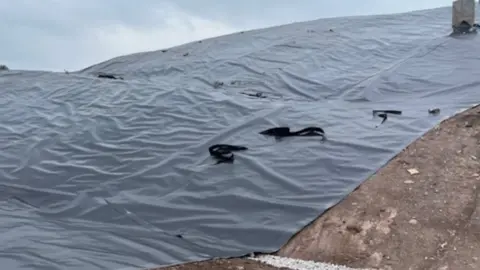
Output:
155 105 480 270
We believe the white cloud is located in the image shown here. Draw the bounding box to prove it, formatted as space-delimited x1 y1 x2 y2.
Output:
0 0 455 71
1 3 239 72
90 6 239 65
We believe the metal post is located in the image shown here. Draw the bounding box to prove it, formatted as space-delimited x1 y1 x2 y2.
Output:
452 0 476 33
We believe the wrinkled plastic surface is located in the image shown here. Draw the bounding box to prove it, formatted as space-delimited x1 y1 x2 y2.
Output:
1 6 480 270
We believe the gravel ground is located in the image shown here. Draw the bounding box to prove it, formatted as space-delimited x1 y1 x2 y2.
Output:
251 255 371 270
153 256 366 270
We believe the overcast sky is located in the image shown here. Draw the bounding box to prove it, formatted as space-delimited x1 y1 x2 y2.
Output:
0 0 452 71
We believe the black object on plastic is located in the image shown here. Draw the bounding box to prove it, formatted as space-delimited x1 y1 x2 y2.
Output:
209 144 248 164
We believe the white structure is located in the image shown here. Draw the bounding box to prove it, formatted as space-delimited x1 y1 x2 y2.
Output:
452 0 476 29
251 255 368 270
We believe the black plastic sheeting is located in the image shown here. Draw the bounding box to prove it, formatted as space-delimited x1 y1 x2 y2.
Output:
2 6 480 270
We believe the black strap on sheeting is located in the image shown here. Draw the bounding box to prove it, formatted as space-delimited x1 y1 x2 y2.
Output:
259 126 325 139
208 144 248 164
373 110 402 126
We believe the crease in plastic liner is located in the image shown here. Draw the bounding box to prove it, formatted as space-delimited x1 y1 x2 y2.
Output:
1 5 480 270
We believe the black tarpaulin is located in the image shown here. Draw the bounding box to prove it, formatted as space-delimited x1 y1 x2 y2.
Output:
1 6 480 270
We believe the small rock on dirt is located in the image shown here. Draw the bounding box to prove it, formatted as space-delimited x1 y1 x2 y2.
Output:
409 219 418 225
407 168 420 175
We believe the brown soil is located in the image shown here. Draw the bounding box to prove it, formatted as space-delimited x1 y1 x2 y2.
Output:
154 105 480 270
